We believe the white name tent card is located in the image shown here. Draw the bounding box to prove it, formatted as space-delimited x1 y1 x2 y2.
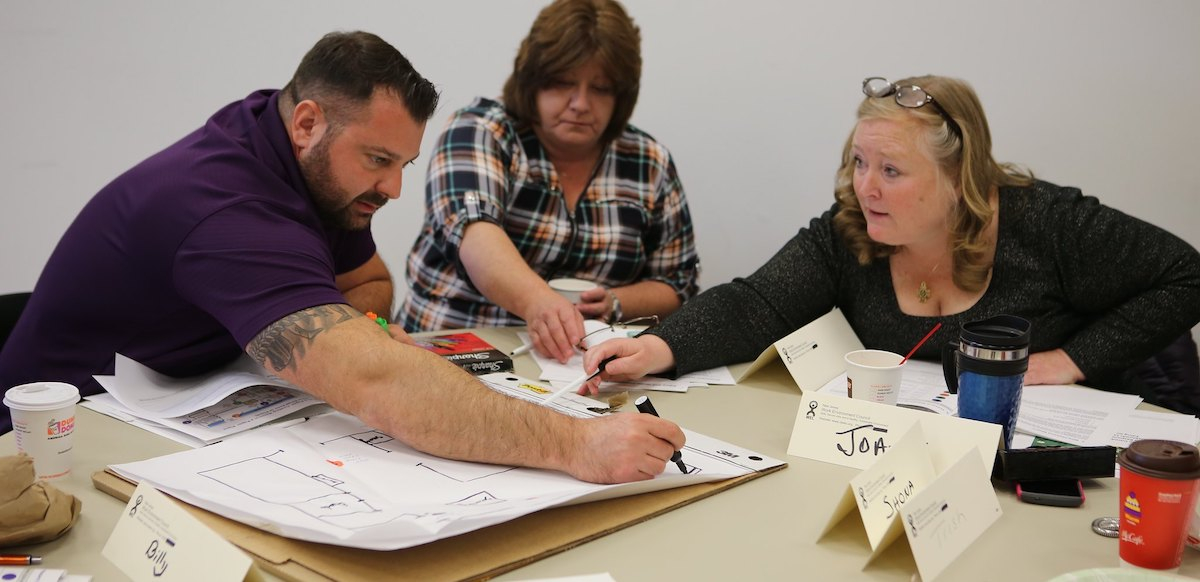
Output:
788 391 915 470
102 482 255 582
832 426 938 551
898 451 1003 581
735 308 863 387
814 424 1002 581
788 391 1001 476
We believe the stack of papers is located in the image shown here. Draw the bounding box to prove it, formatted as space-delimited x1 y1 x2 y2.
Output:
83 354 327 447
524 321 735 393
817 360 1200 448
1017 386 1200 448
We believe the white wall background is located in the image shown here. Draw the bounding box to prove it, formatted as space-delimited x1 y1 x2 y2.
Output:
2 2 1198 337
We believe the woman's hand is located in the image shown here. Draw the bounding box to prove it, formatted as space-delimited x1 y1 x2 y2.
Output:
525 291 586 363
579 335 677 395
1024 348 1085 385
577 286 615 321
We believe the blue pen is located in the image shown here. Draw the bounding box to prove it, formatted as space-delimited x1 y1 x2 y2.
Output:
634 395 688 474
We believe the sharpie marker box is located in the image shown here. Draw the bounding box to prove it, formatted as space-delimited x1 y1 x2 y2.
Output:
991 445 1116 482
417 332 514 375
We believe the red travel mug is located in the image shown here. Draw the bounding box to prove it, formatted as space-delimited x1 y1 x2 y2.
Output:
1118 440 1200 570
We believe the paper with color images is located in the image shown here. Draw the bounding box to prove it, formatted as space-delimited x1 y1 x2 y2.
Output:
95 353 300 419
111 374 785 550
897 450 1002 581
85 385 323 445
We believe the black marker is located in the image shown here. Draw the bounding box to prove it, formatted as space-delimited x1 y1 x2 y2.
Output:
634 395 688 474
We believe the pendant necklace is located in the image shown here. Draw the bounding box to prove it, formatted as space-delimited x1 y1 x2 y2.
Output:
917 263 941 304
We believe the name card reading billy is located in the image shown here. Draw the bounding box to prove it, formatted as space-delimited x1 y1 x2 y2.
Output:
788 390 920 470
102 482 252 582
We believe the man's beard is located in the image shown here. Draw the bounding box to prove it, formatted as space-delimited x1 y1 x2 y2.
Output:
300 135 388 231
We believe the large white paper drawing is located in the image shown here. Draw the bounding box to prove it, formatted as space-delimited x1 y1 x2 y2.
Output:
112 382 784 550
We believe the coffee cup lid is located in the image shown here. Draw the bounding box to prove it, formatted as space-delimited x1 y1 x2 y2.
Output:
1118 439 1200 480
3 382 80 412
548 278 597 292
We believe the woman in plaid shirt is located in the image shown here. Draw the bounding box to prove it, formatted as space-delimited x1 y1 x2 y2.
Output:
400 0 700 363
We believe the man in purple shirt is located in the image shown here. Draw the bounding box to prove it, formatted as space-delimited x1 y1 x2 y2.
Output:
0 31 683 484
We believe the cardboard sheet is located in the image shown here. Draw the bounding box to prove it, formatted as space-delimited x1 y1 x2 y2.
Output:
95 463 783 581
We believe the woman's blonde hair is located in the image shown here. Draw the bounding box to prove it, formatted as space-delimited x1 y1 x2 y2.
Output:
832 75 1033 292
502 0 641 144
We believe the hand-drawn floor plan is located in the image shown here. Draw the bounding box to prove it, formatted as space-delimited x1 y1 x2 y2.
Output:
112 375 784 550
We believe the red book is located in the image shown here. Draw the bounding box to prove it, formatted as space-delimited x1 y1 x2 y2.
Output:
416 332 514 375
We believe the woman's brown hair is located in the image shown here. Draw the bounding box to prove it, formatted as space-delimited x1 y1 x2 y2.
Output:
502 0 641 144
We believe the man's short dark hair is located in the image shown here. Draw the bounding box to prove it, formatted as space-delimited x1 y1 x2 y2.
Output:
282 31 439 125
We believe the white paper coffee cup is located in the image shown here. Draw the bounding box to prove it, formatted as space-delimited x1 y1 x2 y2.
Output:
844 350 904 406
4 382 80 479
548 278 598 304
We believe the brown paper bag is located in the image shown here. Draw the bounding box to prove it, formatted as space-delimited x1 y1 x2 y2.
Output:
0 453 82 547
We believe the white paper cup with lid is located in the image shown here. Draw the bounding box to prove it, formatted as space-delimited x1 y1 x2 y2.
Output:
4 382 80 479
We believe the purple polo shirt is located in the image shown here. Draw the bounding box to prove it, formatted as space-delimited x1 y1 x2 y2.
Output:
0 90 374 431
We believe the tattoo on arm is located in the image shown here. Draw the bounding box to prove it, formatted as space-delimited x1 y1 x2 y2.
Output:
247 304 356 373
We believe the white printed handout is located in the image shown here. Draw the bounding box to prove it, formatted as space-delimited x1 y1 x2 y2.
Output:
83 388 325 447
95 353 302 418
1093 408 1200 448
1015 385 1142 445
90 354 324 445
525 325 734 393
111 377 785 550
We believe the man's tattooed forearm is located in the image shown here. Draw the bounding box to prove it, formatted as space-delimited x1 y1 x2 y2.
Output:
247 304 356 372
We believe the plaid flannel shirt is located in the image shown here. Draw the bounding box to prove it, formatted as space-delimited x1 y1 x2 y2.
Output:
400 97 699 331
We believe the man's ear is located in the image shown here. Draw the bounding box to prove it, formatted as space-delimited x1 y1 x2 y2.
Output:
289 99 326 153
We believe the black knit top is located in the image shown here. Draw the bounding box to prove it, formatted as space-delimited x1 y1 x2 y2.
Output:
648 181 1200 406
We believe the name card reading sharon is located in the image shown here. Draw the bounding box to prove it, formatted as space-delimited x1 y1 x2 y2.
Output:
788 391 919 469
102 482 254 582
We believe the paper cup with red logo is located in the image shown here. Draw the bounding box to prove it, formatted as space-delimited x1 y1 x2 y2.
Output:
1117 439 1200 571
844 349 904 406
4 382 80 480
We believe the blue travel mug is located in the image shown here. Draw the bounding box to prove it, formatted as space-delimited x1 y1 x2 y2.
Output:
942 315 1031 450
